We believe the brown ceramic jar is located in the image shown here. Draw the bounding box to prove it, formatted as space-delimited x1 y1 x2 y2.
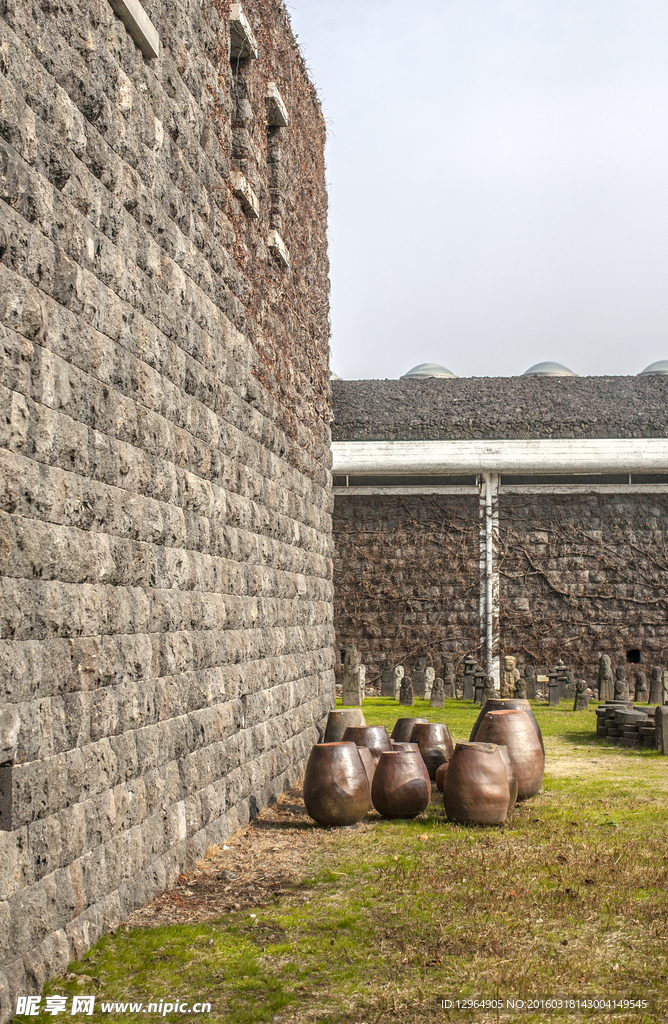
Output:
371 750 431 819
442 742 510 824
390 717 429 743
390 741 420 752
435 761 449 791
303 742 370 827
410 722 455 779
496 743 518 810
473 709 544 800
357 745 376 805
323 708 367 743
469 698 544 753
342 725 392 763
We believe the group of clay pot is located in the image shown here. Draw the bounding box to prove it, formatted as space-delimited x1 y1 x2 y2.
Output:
303 698 544 828
303 708 453 826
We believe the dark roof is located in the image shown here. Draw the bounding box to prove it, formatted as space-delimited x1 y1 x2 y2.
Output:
331 376 668 441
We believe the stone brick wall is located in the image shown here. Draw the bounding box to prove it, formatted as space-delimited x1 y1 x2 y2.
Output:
499 493 668 678
333 495 480 679
0 0 332 1011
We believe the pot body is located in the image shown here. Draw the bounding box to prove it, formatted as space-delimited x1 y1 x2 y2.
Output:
469 698 544 754
342 725 392 764
371 751 431 818
496 743 518 809
324 708 367 743
303 742 370 827
474 710 544 800
435 761 449 792
391 741 419 752
410 723 455 779
442 742 510 824
357 745 376 805
391 717 429 743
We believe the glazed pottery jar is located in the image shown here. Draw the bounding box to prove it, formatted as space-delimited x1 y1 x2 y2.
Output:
303 742 370 827
390 741 420 752
442 742 510 824
371 750 431 819
469 698 544 753
474 709 544 800
435 761 449 791
496 743 518 810
323 708 367 743
390 717 429 743
342 725 392 763
410 722 455 779
357 745 376 805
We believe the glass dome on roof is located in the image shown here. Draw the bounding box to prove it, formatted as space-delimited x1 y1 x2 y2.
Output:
401 362 458 379
638 360 668 375
523 361 578 377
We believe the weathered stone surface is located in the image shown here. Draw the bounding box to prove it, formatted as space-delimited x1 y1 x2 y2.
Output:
0 0 331 1010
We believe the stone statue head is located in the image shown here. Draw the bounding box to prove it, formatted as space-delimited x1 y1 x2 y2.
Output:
576 679 587 693
381 658 393 672
524 664 535 678
600 654 611 669
504 655 516 671
415 657 427 672
652 666 662 681
433 676 444 693
615 666 626 680
344 648 360 670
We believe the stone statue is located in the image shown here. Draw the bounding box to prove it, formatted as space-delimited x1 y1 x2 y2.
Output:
425 666 435 701
412 658 429 699
342 647 364 706
554 659 569 701
663 669 668 706
634 670 649 704
564 668 577 698
514 674 527 699
482 675 497 703
430 677 445 709
473 666 487 704
399 674 414 707
380 659 403 699
523 664 536 699
462 655 477 701
598 655 614 703
614 665 629 703
500 655 520 699
442 663 456 699
573 678 589 711
649 666 663 704
548 666 561 706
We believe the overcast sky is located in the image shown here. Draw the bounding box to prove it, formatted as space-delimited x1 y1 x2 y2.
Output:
286 0 668 380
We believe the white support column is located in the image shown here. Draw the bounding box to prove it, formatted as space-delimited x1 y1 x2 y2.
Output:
480 472 500 688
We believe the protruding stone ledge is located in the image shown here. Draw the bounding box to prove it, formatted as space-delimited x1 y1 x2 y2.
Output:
266 83 289 127
108 0 160 58
268 230 290 267
230 4 259 59
230 172 260 219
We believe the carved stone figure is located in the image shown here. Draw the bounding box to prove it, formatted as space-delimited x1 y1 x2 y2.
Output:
634 670 649 704
380 659 403 699
523 664 536 699
412 658 429 699
430 677 445 709
554 659 569 701
663 670 668 706
598 655 614 703
425 666 435 701
564 668 577 698
514 674 527 699
500 655 521 699
399 675 414 707
614 665 629 703
483 676 497 703
342 647 364 706
462 655 477 701
649 666 663 704
573 679 589 711
443 663 456 699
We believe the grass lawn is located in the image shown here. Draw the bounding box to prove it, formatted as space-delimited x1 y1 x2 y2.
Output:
42 699 668 1023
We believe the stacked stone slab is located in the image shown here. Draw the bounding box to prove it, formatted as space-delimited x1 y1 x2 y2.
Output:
0 0 332 1013
595 704 656 748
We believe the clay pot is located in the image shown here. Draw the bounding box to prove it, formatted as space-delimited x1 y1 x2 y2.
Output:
391 741 419 752
324 708 367 743
469 698 544 753
435 761 449 792
496 743 518 810
474 710 544 800
410 723 455 779
391 717 429 743
303 742 370 827
342 725 392 764
371 751 431 819
442 742 510 824
357 745 376 805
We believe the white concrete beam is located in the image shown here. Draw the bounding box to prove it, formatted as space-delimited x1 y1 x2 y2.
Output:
268 230 290 266
229 4 258 58
108 0 159 58
266 83 289 127
332 438 668 475
230 172 259 218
